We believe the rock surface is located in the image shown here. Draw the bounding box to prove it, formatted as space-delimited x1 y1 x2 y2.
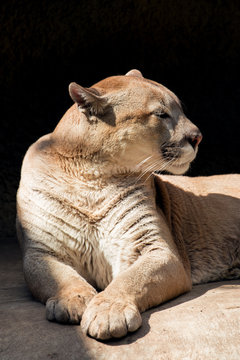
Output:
0 238 240 360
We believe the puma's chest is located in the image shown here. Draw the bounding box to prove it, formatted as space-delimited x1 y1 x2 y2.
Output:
20 176 161 288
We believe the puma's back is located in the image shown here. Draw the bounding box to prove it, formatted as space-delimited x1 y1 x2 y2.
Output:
155 173 240 284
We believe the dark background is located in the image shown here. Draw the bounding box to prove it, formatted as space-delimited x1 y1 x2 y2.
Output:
1 0 239 239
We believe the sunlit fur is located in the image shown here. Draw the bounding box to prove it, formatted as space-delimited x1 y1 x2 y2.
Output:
16 70 240 340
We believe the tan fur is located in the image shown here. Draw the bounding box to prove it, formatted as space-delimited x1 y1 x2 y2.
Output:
16 70 240 340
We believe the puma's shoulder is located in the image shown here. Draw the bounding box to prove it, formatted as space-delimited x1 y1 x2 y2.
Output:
19 133 62 187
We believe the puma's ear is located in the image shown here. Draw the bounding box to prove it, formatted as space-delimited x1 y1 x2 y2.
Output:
125 69 143 78
69 82 106 114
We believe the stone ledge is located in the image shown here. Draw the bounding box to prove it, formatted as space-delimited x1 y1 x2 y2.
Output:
1 238 239 360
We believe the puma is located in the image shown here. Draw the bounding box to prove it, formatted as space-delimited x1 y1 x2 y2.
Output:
16 70 240 340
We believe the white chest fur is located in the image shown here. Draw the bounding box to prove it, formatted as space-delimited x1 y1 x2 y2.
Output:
18 175 164 290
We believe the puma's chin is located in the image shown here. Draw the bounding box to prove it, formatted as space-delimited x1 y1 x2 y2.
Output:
165 161 191 175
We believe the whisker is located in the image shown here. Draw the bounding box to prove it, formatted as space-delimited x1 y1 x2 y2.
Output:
126 155 154 180
135 155 153 169
136 157 168 184
129 144 183 185
142 157 175 184
135 159 160 183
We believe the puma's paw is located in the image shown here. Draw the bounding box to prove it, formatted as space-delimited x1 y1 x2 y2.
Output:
81 292 142 340
46 289 97 324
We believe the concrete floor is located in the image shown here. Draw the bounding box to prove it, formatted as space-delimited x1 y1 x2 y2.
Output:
1 237 240 360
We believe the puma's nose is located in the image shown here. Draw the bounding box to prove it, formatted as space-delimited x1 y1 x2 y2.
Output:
188 131 203 149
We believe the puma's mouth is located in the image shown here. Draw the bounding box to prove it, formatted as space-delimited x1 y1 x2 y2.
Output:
160 140 197 174
164 150 197 174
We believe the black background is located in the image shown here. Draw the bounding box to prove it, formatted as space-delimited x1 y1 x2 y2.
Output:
1 0 239 239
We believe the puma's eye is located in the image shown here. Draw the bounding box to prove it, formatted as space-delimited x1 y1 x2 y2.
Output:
154 112 170 119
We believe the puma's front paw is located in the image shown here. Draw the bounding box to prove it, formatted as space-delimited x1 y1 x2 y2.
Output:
81 292 142 340
46 288 97 324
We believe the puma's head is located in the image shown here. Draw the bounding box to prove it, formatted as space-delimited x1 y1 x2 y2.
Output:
53 70 202 176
